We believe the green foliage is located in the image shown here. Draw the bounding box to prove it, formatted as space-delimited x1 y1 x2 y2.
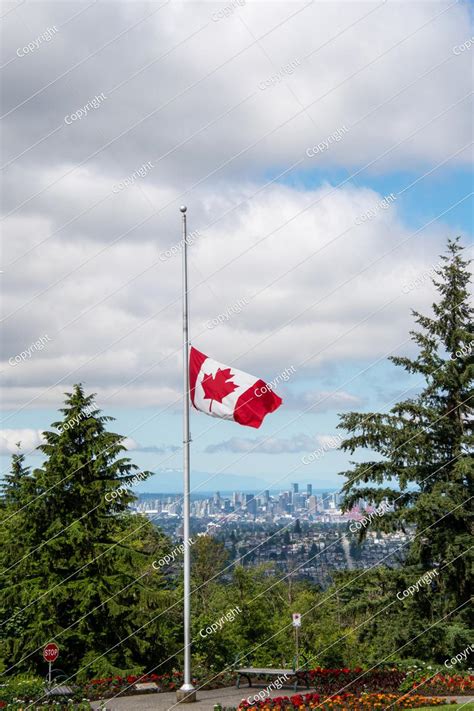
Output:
0 674 44 704
0 385 176 680
338 238 473 616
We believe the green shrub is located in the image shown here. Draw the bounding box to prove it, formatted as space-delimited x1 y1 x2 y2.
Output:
0 674 92 708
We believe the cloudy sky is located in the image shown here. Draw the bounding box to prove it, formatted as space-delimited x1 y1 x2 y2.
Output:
0 0 472 492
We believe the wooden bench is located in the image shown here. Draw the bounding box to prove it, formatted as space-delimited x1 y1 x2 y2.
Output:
235 666 310 692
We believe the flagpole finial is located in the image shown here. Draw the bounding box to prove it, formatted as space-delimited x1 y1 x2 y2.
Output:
180 205 187 213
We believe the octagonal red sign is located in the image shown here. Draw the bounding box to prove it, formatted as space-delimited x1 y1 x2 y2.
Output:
43 643 59 663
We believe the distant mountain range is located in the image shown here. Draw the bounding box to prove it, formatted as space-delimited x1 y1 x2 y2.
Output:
136 468 339 494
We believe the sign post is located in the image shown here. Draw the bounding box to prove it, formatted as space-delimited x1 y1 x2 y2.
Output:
43 643 59 685
292 613 301 669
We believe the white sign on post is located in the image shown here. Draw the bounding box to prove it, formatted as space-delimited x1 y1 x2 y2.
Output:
292 612 301 627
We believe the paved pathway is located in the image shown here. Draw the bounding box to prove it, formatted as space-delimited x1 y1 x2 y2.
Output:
91 685 261 710
90 687 474 711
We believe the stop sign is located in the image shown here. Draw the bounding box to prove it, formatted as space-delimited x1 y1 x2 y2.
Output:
43 643 59 663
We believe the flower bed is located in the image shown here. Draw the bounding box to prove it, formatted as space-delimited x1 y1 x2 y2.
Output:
236 691 456 709
409 674 474 696
82 668 235 700
82 671 183 700
0 704 90 710
306 668 406 696
80 667 473 702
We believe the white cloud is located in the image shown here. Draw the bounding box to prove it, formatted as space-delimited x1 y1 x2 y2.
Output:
0 0 471 413
123 438 179 454
0 429 45 455
1 178 459 411
205 432 341 454
284 389 363 412
2 0 471 183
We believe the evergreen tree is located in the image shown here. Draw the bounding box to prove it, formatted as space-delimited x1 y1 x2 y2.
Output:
339 238 473 612
0 447 38 672
0 385 175 678
1 445 36 507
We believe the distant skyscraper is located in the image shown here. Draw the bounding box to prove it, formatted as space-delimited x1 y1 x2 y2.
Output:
245 494 257 516
292 483 299 494
307 484 312 496
308 495 317 513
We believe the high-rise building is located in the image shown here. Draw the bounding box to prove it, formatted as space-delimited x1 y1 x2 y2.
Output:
307 484 313 497
292 483 299 494
279 491 290 513
245 494 257 516
308 495 318 513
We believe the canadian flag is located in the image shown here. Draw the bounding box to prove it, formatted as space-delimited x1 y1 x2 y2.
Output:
189 346 282 429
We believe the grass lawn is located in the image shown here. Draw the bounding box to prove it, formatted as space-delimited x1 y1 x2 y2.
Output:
416 705 474 710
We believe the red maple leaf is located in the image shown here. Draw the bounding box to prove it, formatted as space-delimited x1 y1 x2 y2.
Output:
201 368 238 412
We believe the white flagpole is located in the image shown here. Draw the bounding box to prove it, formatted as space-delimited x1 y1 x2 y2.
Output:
177 205 197 703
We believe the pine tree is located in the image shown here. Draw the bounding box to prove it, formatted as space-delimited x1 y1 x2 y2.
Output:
0 447 38 671
1 445 36 507
338 238 473 611
0 385 176 678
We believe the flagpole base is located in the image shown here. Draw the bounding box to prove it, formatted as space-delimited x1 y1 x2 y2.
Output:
176 685 197 703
